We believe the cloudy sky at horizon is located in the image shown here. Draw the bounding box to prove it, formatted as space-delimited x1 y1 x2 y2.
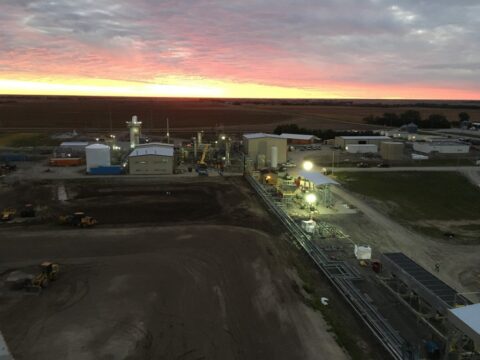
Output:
1 0 479 99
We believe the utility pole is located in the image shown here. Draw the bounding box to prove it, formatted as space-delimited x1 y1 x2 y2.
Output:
166 118 170 144
331 150 335 175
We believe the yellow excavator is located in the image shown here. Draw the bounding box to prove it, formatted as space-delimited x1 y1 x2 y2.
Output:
196 144 209 176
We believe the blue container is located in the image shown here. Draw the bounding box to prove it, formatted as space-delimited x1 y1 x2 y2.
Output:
88 166 124 175
0 154 29 162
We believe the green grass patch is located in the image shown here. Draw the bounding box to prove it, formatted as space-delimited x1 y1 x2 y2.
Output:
336 172 480 221
0 133 60 147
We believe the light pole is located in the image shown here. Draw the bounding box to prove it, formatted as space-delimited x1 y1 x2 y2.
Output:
303 160 314 171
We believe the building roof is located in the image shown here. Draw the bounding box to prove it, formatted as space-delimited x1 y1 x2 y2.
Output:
280 133 319 140
86 144 109 149
419 141 470 146
339 136 391 140
382 252 469 310
243 133 284 140
129 145 174 157
136 142 174 148
298 170 339 186
60 141 89 147
448 304 480 348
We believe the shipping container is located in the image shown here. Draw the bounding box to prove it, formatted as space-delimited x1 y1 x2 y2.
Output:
0 154 29 162
49 158 84 166
88 166 124 175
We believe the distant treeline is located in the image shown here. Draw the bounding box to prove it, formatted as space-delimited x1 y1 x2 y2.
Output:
211 98 480 109
273 124 374 140
363 110 473 129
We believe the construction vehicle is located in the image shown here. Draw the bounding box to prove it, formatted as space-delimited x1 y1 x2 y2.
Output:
59 212 97 228
195 144 210 176
30 262 60 289
6 262 60 292
1 208 16 222
20 204 35 217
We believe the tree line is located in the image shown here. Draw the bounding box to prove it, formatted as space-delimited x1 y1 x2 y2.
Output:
363 110 471 129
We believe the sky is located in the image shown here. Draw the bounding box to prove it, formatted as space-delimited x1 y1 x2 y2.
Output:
0 0 479 99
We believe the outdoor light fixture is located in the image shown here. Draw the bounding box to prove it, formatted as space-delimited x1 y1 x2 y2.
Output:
303 160 313 171
221 135 226 140
305 193 317 204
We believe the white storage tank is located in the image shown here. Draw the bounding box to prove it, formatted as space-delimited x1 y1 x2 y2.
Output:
257 154 266 169
271 146 278 168
86 144 111 172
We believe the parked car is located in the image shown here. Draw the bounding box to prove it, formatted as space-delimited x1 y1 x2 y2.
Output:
356 162 369 168
377 163 390 168
282 162 296 168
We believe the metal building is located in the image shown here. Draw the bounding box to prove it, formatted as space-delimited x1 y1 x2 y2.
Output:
85 144 111 172
345 144 378 153
57 141 89 157
380 142 405 160
128 143 174 175
334 136 391 149
243 133 287 168
413 141 470 154
280 133 320 144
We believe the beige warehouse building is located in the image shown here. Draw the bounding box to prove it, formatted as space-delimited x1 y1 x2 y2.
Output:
243 133 287 168
128 143 174 175
380 142 405 161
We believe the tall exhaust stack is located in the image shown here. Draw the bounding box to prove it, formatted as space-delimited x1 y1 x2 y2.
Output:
126 115 142 148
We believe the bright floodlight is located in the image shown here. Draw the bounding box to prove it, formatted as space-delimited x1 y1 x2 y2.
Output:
305 193 317 204
221 135 226 140
303 160 314 171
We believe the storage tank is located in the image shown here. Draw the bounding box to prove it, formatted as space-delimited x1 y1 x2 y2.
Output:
257 154 266 169
271 146 278 168
86 144 111 172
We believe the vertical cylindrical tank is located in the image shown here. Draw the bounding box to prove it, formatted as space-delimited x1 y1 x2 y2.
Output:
85 144 111 172
271 146 278 168
257 154 266 169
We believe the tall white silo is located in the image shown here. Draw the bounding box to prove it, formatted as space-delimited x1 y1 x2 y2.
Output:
271 146 278 168
86 144 111 172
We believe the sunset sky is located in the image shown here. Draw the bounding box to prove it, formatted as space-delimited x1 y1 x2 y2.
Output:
1 0 479 99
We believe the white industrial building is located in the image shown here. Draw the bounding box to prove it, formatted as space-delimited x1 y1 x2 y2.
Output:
280 133 320 144
345 144 378 153
334 136 390 149
243 133 287 168
128 143 174 175
85 144 111 172
413 141 470 154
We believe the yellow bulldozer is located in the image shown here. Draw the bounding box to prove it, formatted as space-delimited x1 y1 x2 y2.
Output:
30 262 60 289
59 212 97 228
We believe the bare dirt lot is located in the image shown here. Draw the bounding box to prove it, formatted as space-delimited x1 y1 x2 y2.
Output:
0 177 356 360
1 96 479 132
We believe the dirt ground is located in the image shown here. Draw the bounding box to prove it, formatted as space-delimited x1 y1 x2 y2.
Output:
1 96 479 132
0 177 356 360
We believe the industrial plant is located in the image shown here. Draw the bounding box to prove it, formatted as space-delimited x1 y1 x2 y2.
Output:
1 108 480 360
